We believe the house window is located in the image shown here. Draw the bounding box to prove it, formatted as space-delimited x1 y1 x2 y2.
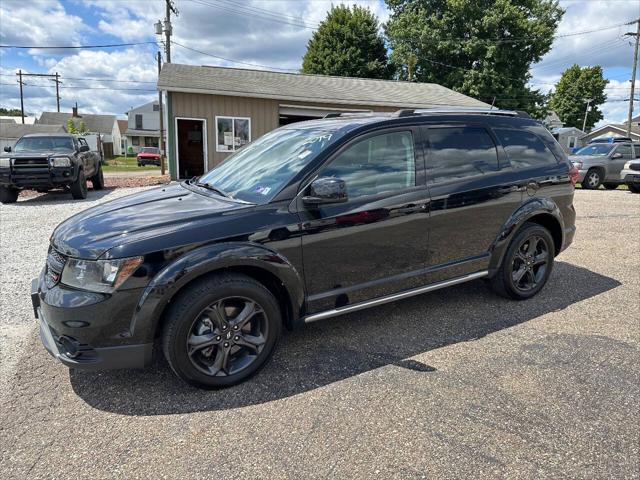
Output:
144 136 158 147
216 116 251 152
567 136 577 148
132 136 140 146
153 103 159 112
135 114 143 130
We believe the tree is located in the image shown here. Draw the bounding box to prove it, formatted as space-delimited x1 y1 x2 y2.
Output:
302 5 391 79
66 118 77 134
0 107 23 116
549 65 608 131
78 120 87 134
384 0 564 114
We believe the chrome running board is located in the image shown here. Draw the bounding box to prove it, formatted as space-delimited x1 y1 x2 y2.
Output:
303 270 488 324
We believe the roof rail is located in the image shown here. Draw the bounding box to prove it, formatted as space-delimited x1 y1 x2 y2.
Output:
403 107 522 117
323 112 342 118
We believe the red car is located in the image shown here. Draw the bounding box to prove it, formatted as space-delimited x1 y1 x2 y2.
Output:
137 147 161 166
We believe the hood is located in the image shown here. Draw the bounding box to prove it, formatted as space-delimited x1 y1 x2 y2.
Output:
4 150 73 158
51 183 251 259
570 155 607 164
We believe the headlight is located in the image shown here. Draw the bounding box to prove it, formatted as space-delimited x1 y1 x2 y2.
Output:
624 161 632 170
0 158 10 168
51 156 71 167
61 256 143 293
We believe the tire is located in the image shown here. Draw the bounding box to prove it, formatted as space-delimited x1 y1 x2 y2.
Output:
582 168 602 190
70 169 88 199
137 162 142 167
0 186 19 204
489 222 555 300
90 165 105 190
603 183 618 190
162 273 282 389
629 184 640 194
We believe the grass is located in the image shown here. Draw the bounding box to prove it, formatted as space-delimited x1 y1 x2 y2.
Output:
103 155 161 173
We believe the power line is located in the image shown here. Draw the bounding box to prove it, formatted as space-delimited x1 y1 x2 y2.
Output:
0 41 157 49
0 82 156 92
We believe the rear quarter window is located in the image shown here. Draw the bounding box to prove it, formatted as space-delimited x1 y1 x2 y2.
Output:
495 129 558 169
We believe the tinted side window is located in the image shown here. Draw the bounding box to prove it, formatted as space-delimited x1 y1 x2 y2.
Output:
426 126 498 183
320 131 415 199
495 129 557 168
615 144 632 159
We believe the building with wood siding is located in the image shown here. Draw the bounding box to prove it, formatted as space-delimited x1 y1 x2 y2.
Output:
157 63 489 180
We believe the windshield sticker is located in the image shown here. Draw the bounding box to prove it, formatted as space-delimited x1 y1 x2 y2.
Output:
255 186 272 195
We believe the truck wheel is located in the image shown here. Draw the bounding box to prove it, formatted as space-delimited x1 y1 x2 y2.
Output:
162 273 281 389
489 222 555 300
0 186 19 204
70 169 88 199
603 183 618 190
91 165 105 190
629 185 640 194
582 169 602 190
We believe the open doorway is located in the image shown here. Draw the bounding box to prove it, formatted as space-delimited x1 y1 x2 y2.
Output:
176 118 206 178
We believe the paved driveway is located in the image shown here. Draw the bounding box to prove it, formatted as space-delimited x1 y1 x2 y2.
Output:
1 189 638 478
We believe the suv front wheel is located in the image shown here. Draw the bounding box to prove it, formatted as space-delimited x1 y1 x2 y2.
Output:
0 186 19 204
582 168 602 190
70 169 88 199
162 273 281 389
490 222 555 300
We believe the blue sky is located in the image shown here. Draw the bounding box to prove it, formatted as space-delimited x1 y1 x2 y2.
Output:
0 0 638 125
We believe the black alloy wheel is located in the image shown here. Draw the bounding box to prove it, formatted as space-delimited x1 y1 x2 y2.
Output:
510 235 549 293
162 273 281 388
187 297 268 377
489 222 555 300
70 169 88 199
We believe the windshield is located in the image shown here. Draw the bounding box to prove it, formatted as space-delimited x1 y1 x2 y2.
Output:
197 126 345 203
574 144 614 156
140 147 159 154
14 136 74 152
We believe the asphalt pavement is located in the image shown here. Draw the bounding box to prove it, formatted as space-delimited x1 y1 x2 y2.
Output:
0 187 638 479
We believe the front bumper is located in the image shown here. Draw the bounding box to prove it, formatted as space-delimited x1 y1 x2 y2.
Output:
0 166 75 188
623 173 640 186
31 276 153 370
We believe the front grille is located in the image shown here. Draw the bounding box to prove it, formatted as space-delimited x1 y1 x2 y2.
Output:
12 157 52 186
13 157 49 167
630 163 640 172
45 247 67 289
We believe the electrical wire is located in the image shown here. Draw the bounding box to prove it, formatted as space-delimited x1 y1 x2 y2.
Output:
0 41 158 49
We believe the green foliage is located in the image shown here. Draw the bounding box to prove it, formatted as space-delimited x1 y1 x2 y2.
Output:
0 107 23 116
78 120 87 133
302 5 391 79
66 118 77 134
549 65 608 131
384 0 564 113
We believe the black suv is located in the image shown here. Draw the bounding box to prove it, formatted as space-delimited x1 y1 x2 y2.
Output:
31 108 577 388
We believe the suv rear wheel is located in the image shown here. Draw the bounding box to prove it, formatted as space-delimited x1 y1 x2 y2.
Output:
582 168 602 190
0 186 19 204
603 183 618 190
70 169 88 199
162 273 281 389
489 222 555 300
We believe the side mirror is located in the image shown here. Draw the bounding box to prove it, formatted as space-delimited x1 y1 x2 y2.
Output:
611 152 623 159
303 177 348 206
79 145 90 153
3 146 11 152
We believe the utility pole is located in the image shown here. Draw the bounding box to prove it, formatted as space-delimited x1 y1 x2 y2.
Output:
157 51 166 175
156 0 178 63
582 98 593 133
625 19 639 137
18 70 25 124
52 72 61 112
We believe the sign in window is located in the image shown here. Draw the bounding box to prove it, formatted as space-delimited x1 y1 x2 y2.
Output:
216 116 251 152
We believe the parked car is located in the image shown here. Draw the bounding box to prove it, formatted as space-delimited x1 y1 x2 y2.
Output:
0 133 104 203
31 108 577 389
137 147 161 166
621 159 640 193
571 141 638 189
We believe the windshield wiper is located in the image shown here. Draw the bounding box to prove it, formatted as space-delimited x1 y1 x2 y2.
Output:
192 179 232 198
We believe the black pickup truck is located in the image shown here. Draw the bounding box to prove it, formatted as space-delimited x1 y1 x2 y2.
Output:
0 133 104 203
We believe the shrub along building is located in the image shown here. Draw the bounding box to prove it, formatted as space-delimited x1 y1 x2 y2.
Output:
157 63 489 180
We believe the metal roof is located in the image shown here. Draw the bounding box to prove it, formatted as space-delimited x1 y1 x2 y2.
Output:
38 112 117 135
0 123 66 139
157 63 490 109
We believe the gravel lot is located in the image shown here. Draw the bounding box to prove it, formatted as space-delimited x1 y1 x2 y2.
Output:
1 188 638 478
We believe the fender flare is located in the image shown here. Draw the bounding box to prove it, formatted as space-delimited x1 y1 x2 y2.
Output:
488 197 565 275
129 242 305 342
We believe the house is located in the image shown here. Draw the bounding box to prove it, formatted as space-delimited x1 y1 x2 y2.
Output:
0 115 36 124
157 63 490 180
37 106 121 157
117 119 128 153
551 127 585 154
543 111 564 130
0 123 66 152
580 122 640 144
124 100 160 154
